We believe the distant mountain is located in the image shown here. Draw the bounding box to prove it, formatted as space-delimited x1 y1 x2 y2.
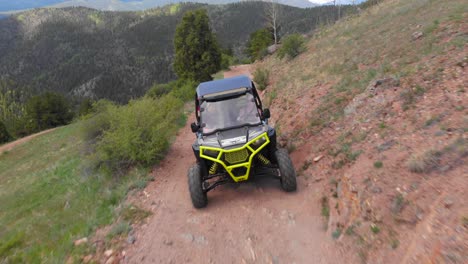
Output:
0 0 317 12
0 2 352 102
310 0 366 5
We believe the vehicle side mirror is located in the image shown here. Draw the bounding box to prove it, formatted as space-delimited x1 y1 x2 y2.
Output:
263 108 271 119
191 122 199 133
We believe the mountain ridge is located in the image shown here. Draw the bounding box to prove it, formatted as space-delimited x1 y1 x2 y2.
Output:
0 0 319 12
0 2 351 102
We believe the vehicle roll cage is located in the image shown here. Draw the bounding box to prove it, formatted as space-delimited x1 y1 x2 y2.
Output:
194 76 263 124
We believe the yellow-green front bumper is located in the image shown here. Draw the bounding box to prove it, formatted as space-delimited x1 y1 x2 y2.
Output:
199 133 270 182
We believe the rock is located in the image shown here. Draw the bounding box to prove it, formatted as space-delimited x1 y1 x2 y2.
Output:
105 256 115 264
127 235 136 244
313 177 323 182
416 211 424 221
377 140 396 152
371 186 382 194
444 197 454 208
374 78 398 89
313 155 324 162
412 31 423 40
74 237 88 246
181 233 194 242
163 239 173 246
195 236 207 245
104 249 114 258
439 165 451 173
267 44 279 54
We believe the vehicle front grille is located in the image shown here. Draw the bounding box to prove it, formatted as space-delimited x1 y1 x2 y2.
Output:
231 167 247 177
224 149 249 164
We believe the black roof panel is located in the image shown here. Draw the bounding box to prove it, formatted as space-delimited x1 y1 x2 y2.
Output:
196 75 252 98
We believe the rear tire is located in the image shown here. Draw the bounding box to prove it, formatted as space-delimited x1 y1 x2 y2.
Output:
188 163 208 208
274 148 297 192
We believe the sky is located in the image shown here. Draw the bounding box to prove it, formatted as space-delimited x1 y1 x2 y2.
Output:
309 0 365 4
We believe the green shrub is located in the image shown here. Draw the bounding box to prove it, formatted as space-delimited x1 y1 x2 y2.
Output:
90 95 184 173
78 98 94 117
146 79 196 102
374 161 383 168
146 83 172 98
221 53 234 70
169 79 197 102
253 68 270 91
0 120 12 144
80 100 115 142
277 34 306 60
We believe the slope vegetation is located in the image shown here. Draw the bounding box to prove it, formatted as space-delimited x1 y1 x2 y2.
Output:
255 0 467 261
0 124 152 262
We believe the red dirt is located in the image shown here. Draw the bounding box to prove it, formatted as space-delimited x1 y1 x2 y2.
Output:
223 64 253 79
121 66 358 263
0 128 56 154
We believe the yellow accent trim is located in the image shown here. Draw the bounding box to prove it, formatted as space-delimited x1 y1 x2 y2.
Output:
200 133 270 182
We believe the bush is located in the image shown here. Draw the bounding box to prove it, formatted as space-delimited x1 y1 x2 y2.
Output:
80 100 115 142
168 79 197 102
146 79 196 102
78 98 94 117
0 120 12 144
87 95 184 173
221 53 234 70
407 150 441 173
277 34 306 60
253 68 270 91
145 83 172 99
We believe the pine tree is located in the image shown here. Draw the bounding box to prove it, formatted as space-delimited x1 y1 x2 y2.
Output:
25 92 74 132
0 120 12 144
174 9 221 83
245 28 274 61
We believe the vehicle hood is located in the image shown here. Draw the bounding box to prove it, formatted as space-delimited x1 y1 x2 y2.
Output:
198 125 267 149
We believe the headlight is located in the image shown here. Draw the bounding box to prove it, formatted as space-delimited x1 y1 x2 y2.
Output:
252 137 266 148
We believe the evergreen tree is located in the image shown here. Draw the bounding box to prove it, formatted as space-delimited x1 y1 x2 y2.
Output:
0 120 12 144
245 28 274 61
174 9 221 83
25 92 74 132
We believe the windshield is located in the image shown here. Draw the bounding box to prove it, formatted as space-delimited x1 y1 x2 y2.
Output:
201 93 261 134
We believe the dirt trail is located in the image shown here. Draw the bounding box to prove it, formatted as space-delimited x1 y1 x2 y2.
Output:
0 128 56 154
123 66 356 263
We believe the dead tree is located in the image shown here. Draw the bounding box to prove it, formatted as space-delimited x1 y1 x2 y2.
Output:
266 0 280 45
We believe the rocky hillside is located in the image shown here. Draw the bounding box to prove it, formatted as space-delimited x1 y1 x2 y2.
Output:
0 2 350 102
255 0 467 262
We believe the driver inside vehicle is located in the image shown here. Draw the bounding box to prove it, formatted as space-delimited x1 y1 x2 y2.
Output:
237 97 258 122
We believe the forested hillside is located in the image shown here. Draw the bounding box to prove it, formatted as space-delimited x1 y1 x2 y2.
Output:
0 2 352 102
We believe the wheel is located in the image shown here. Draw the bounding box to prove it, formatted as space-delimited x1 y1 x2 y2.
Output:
188 163 208 208
274 148 297 192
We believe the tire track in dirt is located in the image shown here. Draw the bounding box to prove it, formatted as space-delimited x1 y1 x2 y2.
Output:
123 66 357 263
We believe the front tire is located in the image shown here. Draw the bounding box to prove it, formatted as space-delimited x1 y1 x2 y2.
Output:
188 163 208 208
274 148 297 192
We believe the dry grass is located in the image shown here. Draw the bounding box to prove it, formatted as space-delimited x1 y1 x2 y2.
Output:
406 149 441 173
258 0 467 135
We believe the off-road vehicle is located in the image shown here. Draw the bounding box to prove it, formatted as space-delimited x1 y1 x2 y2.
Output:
188 75 296 208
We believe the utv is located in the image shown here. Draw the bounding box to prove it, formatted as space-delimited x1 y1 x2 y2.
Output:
188 75 296 208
